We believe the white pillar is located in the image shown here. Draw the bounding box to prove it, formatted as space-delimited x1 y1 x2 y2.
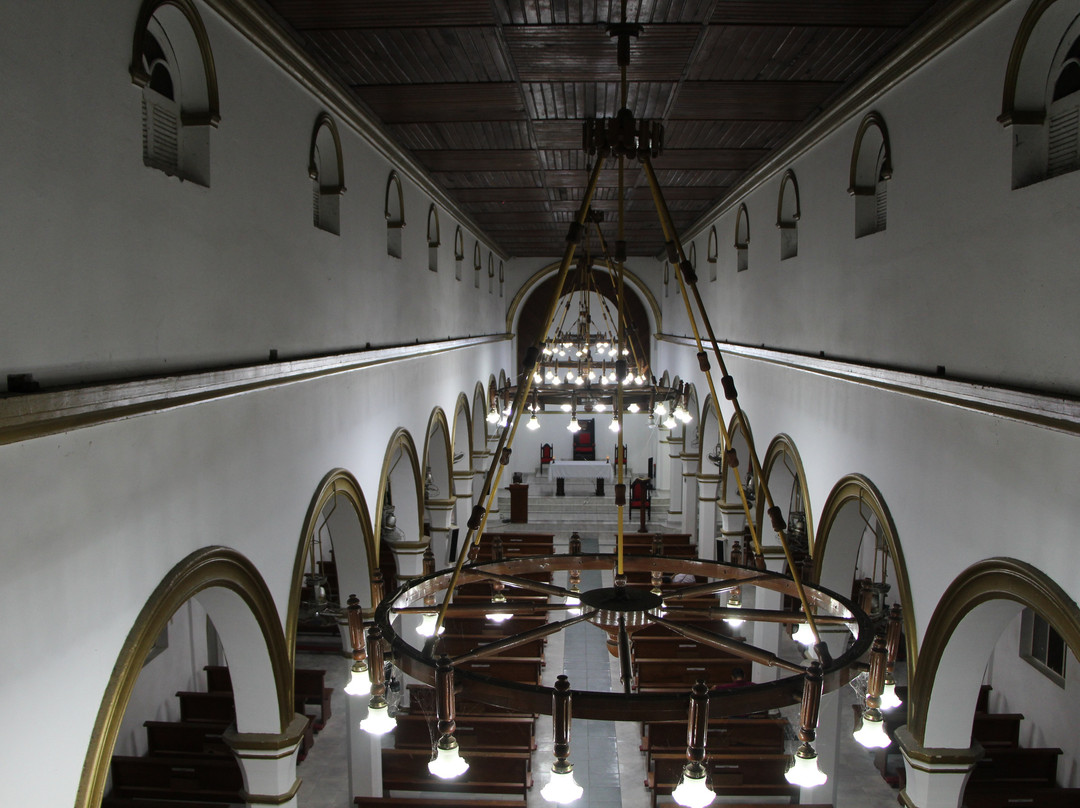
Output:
717 501 746 563
656 436 672 494
750 555 785 682
425 498 455 568
347 692 383 798
452 470 473 560
696 474 720 561
680 454 699 539
224 714 307 807
667 438 684 524
896 727 982 808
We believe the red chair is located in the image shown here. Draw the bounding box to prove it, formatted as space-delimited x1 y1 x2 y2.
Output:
540 443 554 466
573 431 595 460
629 477 651 521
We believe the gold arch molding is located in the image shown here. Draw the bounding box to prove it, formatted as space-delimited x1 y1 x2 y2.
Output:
755 434 814 555
374 427 425 561
813 474 918 676
908 557 1080 744
423 406 455 495
451 391 474 470
287 468 376 664
77 546 291 808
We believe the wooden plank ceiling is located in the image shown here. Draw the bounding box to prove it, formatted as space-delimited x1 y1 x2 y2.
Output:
265 0 954 257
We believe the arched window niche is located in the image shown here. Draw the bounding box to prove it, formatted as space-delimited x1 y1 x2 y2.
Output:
309 114 344 235
776 169 801 260
487 253 495 294
688 242 697 274
384 170 405 258
498 260 505 298
663 260 670 297
849 111 892 238
427 204 440 272
473 243 482 289
130 0 219 186
706 226 718 281
1001 2 1080 187
454 226 465 281
734 203 750 272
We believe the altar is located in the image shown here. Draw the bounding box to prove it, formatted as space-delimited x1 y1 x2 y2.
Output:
547 459 614 482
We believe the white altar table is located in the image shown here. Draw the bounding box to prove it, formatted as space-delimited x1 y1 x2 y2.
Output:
547 459 614 482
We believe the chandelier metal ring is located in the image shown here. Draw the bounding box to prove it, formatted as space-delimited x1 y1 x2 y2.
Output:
375 553 873 722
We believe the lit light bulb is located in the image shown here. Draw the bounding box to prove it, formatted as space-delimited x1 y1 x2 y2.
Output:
551 376 562 386
428 741 470 779
497 415 509 428
575 376 584 386
566 370 575 382
359 698 396 735
792 622 816 646
852 710 891 749
527 414 541 431
540 765 584 804
623 373 634 385
653 402 668 417
486 593 513 623
879 678 903 711
344 666 371 697
635 375 646 385
416 612 444 637
542 346 553 356
594 402 606 413
608 418 620 433
599 375 608 385
671 766 715 808
486 408 499 424
587 370 597 381
663 414 678 429
626 402 640 413
608 371 617 382
565 593 582 617
785 750 827 787
545 370 555 381
560 403 572 413
566 417 581 433
534 372 543 384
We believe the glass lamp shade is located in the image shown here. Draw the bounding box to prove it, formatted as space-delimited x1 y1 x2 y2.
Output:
533 372 543 383
608 418 621 433
416 612 444 637
540 766 584 804
359 700 396 735
671 769 716 808
343 667 371 697
785 752 827 787
853 711 891 749
879 681 903 711
663 415 678 430
486 409 500 424
486 610 513 623
428 742 469 779
792 622 816 646
565 594 582 617
627 402 640 413
567 418 581 433
723 601 744 627
526 415 541 431
594 402 606 412
653 402 668 417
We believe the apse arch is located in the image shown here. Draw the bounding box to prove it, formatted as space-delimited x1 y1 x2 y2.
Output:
374 429 425 568
756 435 813 551
908 557 1080 748
506 261 661 373
813 474 917 674
78 546 292 808
423 406 454 504
287 469 376 661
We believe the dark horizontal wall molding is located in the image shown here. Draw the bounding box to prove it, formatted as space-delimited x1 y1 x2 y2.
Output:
0 335 511 446
658 333 1080 436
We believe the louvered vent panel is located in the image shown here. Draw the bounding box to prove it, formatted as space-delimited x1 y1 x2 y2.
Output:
313 182 320 227
875 181 888 233
1048 106 1079 178
143 96 179 175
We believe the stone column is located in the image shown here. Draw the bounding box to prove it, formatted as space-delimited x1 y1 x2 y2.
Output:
680 453 699 539
717 501 746 563
452 470 473 560
224 714 307 807
896 727 982 808
666 437 684 525
695 473 720 561
425 497 456 568
656 435 672 494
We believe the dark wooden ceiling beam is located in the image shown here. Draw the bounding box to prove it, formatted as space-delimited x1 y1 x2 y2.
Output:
709 1 939 27
265 1 497 29
414 150 542 172
669 81 844 120
355 84 527 122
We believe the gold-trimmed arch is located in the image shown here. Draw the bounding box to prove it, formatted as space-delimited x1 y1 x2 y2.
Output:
848 111 893 193
129 0 220 125
720 410 754 501
384 170 405 226
696 394 722 468
423 406 454 499
374 427 425 560
908 557 1080 745
734 203 750 248
454 226 465 260
1000 0 1080 125
505 260 662 336
813 474 917 675
755 434 814 555
77 546 291 808
776 168 801 226
706 226 718 263
451 391 474 470
427 203 440 247
287 469 376 660
472 380 490 451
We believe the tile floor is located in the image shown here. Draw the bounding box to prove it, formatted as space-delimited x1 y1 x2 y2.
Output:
295 517 904 808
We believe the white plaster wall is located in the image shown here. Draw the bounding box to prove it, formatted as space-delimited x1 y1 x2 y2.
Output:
506 411 660 480
0 0 505 391
987 612 1080 787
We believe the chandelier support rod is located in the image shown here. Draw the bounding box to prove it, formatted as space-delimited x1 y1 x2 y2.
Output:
432 157 607 638
639 155 828 657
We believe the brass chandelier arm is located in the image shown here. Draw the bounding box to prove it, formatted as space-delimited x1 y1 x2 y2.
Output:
639 155 827 654
449 610 599 665
433 157 607 638
659 573 772 600
659 605 855 626
468 569 576 599
649 614 806 674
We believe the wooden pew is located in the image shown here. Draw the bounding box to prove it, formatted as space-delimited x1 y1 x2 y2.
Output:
442 616 549 637
393 713 535 753
642 718 787 754
636 658 746 691
407 684 533 718
435 633 546 661
963 787 1080 808
966 746 1061 792
144 720 230 757
647 753 798 808
457 656 543 686
205 664 332 729
381 747 531 799
104 799 234 808
177 691 235 724
109 755 243 803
